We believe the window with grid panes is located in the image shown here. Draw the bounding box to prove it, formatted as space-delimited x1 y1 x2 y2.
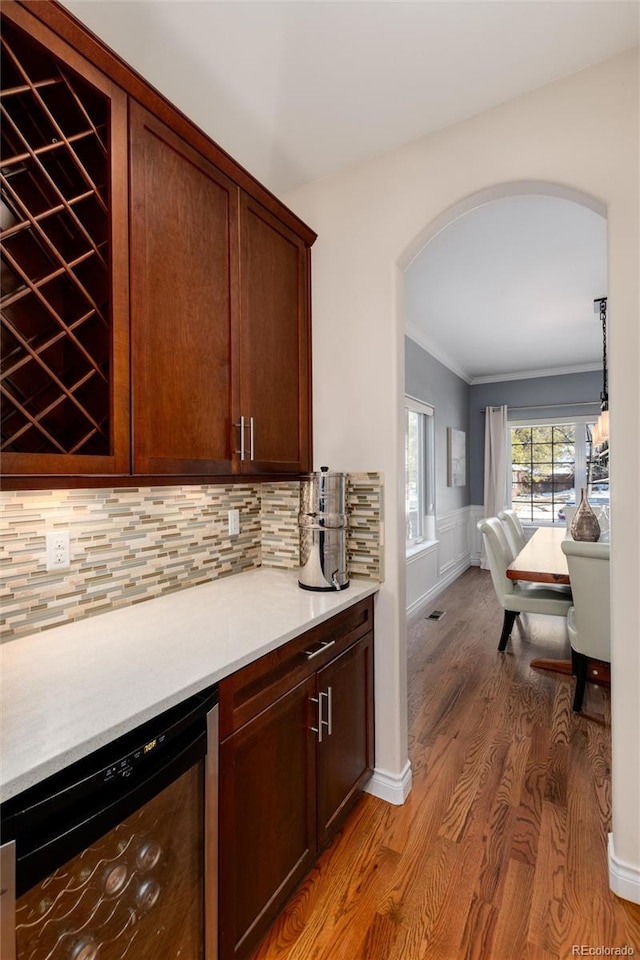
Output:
510 421 603 524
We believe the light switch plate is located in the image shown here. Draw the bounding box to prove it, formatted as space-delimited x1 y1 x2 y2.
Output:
228 509 240 536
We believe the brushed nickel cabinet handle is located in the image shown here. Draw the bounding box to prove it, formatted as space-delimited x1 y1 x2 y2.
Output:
235 416 245 461
249 416 255 461
319 687 332 736
304 639 336 661
310 695 323 742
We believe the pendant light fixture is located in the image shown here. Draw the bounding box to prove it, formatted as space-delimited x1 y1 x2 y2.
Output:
592 297 608 448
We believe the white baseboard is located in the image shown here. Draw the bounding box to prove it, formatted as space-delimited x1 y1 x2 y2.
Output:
364 761 412 805
608 833 640 904
407 554 471 618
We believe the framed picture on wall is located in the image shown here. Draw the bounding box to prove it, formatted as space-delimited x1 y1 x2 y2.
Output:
447 428 466 486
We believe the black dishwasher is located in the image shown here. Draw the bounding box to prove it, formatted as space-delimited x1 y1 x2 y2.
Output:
0 684 219 960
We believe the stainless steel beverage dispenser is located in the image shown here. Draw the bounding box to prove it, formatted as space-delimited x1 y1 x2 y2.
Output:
298 467 349 591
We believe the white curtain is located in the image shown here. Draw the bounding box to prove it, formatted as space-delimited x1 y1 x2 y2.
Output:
481 405 509 569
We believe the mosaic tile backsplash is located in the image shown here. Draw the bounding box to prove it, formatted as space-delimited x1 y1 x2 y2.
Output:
1 474 383 641
347 473 385 582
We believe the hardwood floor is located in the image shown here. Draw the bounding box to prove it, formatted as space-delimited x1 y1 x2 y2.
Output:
250 567 640 960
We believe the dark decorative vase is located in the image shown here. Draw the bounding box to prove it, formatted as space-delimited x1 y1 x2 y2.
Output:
570 488 601 542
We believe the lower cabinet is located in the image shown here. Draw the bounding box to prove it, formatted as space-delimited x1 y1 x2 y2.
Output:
218 598 374 960
219 675 317 960
315 636 374 848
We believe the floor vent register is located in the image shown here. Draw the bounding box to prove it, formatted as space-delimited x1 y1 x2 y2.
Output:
426 610 446 621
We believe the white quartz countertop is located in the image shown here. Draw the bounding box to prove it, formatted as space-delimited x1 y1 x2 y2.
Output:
0 569 378 803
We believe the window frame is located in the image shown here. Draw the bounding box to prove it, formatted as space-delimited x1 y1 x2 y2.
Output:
405 395 435 549
509 415 595 527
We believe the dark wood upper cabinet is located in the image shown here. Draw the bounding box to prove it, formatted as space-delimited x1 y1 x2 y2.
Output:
1 0 316 486
0 3 130 476
129 102 238 476
236 195 312 475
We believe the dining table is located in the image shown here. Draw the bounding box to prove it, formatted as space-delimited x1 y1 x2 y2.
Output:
506 525 570 586
507 526 574 676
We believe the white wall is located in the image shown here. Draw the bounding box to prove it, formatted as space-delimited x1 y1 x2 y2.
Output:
285 50 640 893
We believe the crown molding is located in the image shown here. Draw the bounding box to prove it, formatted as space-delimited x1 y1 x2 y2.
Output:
469 363 602 385
405 330 601 386
405 327 471 383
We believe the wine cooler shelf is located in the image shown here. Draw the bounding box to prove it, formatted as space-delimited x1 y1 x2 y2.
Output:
1 17 112 456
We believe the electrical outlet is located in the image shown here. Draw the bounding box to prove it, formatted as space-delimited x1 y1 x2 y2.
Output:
227 509 240 536
46 530 70 570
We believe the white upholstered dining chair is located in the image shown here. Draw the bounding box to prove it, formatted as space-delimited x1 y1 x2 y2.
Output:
478 518 573 652
560 539 611 712
498 509 527 556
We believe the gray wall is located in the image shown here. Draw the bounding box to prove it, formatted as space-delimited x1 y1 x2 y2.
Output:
469 370 602 504
405 339 602 509
405 337 470 514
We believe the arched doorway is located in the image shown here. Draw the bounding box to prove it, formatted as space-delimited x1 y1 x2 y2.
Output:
400 181 608 616
395 179 640 903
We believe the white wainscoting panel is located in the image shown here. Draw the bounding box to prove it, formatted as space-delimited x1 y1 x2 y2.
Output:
406 542 439 616
437 509 468 577
406 506 474 616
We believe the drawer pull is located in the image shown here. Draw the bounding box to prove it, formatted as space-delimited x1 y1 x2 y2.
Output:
304 639 336 661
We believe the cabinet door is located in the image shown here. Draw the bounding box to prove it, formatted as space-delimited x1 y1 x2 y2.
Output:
129 102 238 475
0 5 130 476
219 676 317 960
316 632 374 848
236 194 311 475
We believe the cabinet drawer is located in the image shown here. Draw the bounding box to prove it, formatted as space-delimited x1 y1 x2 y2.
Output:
219 596 373 740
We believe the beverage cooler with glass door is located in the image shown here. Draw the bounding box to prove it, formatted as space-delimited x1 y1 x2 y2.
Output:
0 685 219 960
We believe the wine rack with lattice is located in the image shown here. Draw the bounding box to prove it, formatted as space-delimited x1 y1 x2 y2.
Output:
1 18 112 457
